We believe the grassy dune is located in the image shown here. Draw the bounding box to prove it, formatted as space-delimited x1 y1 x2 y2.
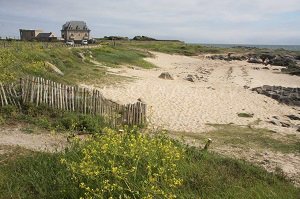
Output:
0 137 299 199
0 42 155 84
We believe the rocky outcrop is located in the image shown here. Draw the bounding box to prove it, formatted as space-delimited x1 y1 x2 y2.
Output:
209 53 298 66
252 86 300 106
208 53 300 75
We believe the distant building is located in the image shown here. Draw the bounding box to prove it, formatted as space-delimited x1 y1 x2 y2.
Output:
36 32 57 42
19 29 57 42
61 21 90 42
19 29 43 41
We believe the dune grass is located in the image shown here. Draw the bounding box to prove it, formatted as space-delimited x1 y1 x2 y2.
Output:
116 40 224 56
0 134 299 199
0 104 110 134
171 124 300 154
90 45 156 69
0 41 155 84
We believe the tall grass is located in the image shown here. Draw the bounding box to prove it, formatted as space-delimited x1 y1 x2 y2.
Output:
0 104 109 133
0 41 154 84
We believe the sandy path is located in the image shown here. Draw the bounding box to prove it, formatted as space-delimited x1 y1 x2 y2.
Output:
97 52 300 133
0 125 67 153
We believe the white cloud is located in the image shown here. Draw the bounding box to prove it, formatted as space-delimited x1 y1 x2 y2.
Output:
0 0 300 44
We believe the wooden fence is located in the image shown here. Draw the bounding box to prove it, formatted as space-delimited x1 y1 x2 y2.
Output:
0 76 146 126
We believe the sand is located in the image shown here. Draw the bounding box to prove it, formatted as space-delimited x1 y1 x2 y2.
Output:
96 52 300 134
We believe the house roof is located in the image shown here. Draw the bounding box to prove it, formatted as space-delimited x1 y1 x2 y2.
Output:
36 32 55 38
62 21 90 31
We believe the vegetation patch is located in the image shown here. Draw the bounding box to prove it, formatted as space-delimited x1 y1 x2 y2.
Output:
0 42 139 85
0 129 299 199
0 104 108 134
237 112 254 118
171 124 300 154
90 45 156 69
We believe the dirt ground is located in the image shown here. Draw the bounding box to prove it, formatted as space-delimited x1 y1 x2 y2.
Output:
0 124 67 154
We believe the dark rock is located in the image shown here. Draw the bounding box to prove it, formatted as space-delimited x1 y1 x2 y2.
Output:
248 57 263 64
280 122 290 127
158 72 173 80
260 54 276 61
252 85 300 107
185 74 195 82
286 115 300 120
269 120 281 126
269 55 296 67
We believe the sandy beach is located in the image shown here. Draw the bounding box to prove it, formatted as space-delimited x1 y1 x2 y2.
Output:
96 52 300 134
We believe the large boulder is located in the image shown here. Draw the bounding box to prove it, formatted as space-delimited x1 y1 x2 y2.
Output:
158 72 174 80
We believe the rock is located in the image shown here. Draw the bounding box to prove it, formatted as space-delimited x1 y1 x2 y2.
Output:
137 98 144 103
185 74 195 82
280 122 290 128
286 115 300 120
252 85 300 107
260 54 276 61
269 120 290 127
158 72 173 80
262 67 270 70
269 55 296 67
248 57 263 64
269 120 282 126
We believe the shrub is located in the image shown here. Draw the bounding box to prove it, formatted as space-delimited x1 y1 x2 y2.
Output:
0 105 19 118
77 115 103 133
237 112 254 118
62 128 184 198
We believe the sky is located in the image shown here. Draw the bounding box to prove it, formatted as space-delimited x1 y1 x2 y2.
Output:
0 0 300 45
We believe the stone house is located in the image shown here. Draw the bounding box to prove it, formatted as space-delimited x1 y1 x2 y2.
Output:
36 32 57 42
19 29 43 41
19 29 57 41
61 21 90 42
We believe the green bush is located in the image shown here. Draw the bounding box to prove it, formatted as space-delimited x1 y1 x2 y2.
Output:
237 112 254 118
0 104 108 133
0 105 19 118
62 128 184 198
